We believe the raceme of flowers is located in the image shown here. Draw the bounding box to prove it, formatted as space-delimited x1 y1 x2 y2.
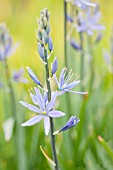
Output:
0 23 18 61
20 8 87 136
66 0 105 51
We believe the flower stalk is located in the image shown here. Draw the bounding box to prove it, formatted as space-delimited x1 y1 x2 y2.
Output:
4 58 17 119
44 49 58 170
87 36 95 90
75 8 85 91
64 0 68 68
20 8 85 170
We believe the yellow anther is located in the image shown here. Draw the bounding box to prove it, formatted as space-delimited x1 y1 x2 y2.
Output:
43 111 46 114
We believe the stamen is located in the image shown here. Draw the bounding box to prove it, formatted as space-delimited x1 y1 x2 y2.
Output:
64 69 72 84
64 71 75 85
67 73 75 83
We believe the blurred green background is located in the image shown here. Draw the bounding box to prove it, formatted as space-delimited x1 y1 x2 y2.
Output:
0 0 113 170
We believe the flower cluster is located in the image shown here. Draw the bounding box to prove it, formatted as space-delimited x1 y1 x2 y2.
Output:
77 7 105 36
37 8 53 62
20 8 87 136
0 23 18 61
0 24 27 86
66 1 105 51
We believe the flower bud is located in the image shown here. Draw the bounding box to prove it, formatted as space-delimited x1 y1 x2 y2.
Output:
42 30 48 44
38 30 42 40
46 24 50 35
26 67 42 87
70 39 81 50
38 43 44 60
43 17 47 27
48 37 53 52
40 21 44 29
51 57 58 76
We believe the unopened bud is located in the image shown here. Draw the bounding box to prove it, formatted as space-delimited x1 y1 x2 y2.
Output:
42 30 48 44
43 17 47 27
48 37 53 51
38 43 44 60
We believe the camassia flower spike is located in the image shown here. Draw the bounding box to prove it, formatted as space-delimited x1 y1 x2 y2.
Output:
53 116 80 135
20 88 65 135
53 68 88 94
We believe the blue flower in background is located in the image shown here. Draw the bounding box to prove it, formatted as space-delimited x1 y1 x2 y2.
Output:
73 0 96 9
77 7 105 36
53 68 87 94
70 38 82 50
53 116 80 135
0 81 3 88
0 23 18 61
20 88 65 135
103 49 113 74
65 0 96 10
13 67 28 84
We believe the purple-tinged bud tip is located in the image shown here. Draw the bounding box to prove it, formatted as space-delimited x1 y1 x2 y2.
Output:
66 14 73 23
51 57 58 76
70 39 81 51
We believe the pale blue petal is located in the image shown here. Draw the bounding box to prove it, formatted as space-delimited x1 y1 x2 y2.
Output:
46 92 58 112
21 115 43 126
59 68 66 88
87 29 94 36
30 93 39 105
44 116 50 135
64 89 88 94
77 25 86 32
62 80 80 90
83 1 96 7
19 101 41 113
48 110 65 118
91 25 105 31
53 74 59 87
43 91 48 105
34 87 45 111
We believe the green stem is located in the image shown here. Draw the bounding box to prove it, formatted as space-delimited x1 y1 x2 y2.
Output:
3 59 26 170
98 135 113 161
64 0 68 68
87 36 94 91
64 1 73 115
3 59 17 118
44 49 58 170
75 9 85 91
